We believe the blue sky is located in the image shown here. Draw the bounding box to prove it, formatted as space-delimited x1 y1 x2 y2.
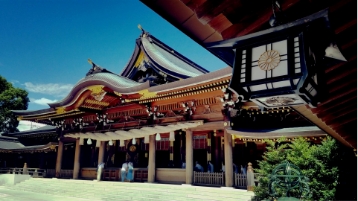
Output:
0 1 227 111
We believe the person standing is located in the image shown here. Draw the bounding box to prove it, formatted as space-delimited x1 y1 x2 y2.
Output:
194 161 204 172
241 164 247 175
221 162 225 172
121 161 128 182
97 162 105 181
233 163 238 174
181 160 186 169
126 162 134 182
207 161 214 173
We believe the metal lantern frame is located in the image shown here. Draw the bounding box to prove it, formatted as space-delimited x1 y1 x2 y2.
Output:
207 9 341 108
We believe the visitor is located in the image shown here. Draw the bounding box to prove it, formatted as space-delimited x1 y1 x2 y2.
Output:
127 162 134 182
233 163 238 174
221 162 225 172
97 162 105 181
241 164 247 175
207 161 214 173
181 160 186 169
121 161 128 182
194 161 204 172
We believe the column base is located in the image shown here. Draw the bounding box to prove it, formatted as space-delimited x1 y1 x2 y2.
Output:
247 186 254 191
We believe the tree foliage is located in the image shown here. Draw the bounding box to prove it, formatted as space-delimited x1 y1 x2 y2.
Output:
254 137 340 201
0 76 29 133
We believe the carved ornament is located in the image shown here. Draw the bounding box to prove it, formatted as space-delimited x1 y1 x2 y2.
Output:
258 50 280 71
138 89 157 100
87 85 106 101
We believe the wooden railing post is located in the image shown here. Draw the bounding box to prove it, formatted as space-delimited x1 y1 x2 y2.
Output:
247 162 255 191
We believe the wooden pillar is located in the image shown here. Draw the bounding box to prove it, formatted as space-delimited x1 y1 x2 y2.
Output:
214 131 220 171
247 162 255 191
169 141 174 161
98 141 106 165
185 130 193 184
224 130 234 187
73 138 81 179
55 140 64 178
207 133 211 162
148 134 156 183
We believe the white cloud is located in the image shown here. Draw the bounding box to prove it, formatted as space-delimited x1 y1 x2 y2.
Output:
24 82 73 97
30 97 58 106
10 80 20 85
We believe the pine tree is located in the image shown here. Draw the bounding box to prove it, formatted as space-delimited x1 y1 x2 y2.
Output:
254 137 340 201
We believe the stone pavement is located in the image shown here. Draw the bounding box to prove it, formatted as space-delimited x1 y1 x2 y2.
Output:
0 186 91 201
2 178 255 201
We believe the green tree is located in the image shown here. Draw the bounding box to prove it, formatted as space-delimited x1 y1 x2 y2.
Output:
254 137 340 201
0 76 29 133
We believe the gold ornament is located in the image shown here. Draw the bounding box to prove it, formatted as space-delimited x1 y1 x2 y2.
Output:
258 50 280 71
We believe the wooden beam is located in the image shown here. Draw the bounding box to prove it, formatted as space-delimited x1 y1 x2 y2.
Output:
183 0 207 11
189 121 226 131
331 117 357 130
318 101 357 120
312 95 356 114
195 0 235 25
292 105 355 149
230 0 300 38
325 56 356 74
328 78 356 94
319 87 356 107
325 108 357 125
327 65 357 85
335 19 357 35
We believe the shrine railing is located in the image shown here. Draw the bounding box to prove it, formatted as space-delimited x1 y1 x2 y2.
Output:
102 168 119 181
234 173 247 188
193 172 225 186
0 168 46 178
45 169 73 178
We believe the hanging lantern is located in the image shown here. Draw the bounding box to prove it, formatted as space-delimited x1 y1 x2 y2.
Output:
119 140 125 147
108 140 113 146
207 9 344 108
155 133 161 141
169 131 175 141
144 135 149 144
87 138 92 145
132 138 136 145
96 140 100 147
79 138 84 145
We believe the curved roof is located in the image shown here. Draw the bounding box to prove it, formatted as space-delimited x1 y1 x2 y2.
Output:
141 36 206 77
49 73 149 107
120 32 209 81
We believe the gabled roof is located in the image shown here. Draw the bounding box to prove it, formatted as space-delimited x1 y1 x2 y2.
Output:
5 125 56 137
48 72 149 108
120 30 209 82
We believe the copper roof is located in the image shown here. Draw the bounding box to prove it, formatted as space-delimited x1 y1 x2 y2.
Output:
120 31 209 81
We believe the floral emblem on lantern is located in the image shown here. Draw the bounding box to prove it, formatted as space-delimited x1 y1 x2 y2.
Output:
258 50 280 71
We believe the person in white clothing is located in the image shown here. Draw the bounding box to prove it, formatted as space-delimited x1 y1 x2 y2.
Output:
121 161 128 182
97 162 105 181
221 162 225 172
194 161 204 172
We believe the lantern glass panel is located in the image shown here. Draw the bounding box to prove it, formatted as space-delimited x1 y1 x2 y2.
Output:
272 40 287 55
272 60 288 77
252 67 266 80
252 45 266 59
272 80 291 88
250 84 267 91
293 78 300 85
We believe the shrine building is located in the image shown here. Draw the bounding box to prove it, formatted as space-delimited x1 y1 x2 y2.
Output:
1 0 356 191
